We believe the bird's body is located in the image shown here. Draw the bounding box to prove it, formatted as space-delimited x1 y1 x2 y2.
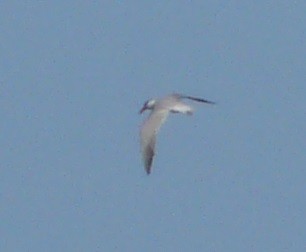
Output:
139 93 214 175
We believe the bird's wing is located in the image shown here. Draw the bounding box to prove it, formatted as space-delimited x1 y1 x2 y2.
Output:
140 109 169 174
156 94 193 114
181 95 215 104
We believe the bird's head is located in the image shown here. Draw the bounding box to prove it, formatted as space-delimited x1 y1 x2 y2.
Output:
139 99 156 114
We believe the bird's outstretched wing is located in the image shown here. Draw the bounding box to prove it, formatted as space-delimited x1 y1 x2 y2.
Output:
140 109 169 174
181 95 215 104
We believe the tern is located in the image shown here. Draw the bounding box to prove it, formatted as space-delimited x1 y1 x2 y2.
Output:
139 93 215 175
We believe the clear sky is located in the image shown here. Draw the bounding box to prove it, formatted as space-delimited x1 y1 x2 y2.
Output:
1 1 306 251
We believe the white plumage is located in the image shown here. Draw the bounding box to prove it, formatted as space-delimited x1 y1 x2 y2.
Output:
139 93 215 174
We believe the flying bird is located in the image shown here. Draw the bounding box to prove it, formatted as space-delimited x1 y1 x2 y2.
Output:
139 93 215 175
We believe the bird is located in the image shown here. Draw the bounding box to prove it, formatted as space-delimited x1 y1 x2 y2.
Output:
139 93 215 175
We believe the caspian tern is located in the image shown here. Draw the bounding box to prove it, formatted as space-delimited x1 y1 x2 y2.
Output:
139 93 215 174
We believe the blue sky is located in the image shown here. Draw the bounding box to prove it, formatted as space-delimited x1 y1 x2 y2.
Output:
1 1 306 251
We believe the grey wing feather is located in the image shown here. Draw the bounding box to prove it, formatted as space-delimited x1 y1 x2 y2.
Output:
140 109 169 174
182 95 215 104
143 140 155 174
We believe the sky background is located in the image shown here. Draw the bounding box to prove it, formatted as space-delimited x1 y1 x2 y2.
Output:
1 1 306 251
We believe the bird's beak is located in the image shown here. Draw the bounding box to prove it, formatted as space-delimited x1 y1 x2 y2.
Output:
139 106 146 114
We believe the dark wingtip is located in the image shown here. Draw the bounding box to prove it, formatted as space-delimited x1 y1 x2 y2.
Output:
205 100 216 105
144 146 154 175
183 95 216 105
145 160 152 175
